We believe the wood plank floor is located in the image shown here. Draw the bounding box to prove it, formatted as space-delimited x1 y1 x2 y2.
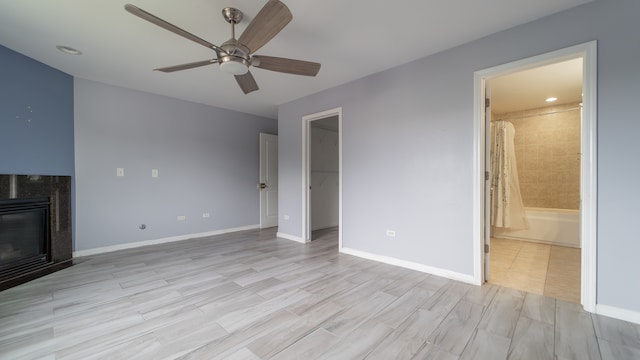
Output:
488 238 581 303
1 227 639 359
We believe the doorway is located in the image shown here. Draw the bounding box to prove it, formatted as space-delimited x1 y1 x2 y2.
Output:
473 41 597 311
487 58 583 303
302 107 342 247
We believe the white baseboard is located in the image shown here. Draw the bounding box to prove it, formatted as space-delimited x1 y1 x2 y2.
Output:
340 247 476 285
276 232 306 243
596 304 640 325
73 224 260 257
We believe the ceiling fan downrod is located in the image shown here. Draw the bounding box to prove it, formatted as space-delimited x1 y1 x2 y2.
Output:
222 7 243 39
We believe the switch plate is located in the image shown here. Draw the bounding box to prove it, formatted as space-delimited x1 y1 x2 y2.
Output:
177 215 186 221
386 230 396 237
116 168 124 177
283 215 290 220
202 212 210 218
152 169 158 178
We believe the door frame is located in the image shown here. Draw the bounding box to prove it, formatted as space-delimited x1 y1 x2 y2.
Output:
302 107 342 248
472 41 597 312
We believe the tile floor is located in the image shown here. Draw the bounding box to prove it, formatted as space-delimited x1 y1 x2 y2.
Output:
488 237 581 303
1 228 639 359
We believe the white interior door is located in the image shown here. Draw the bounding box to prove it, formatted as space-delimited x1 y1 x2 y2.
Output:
259 133 278 228
484 84 492 281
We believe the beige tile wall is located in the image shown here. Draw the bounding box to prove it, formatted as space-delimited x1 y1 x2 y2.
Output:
494 103 581 210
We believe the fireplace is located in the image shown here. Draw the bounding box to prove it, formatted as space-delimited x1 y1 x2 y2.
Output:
0 197 51 280
0 175 72 290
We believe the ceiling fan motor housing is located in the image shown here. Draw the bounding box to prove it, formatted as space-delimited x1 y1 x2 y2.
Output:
219 40 250 75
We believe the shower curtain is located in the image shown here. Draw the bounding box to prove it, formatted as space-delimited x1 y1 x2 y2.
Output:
490 121 528 229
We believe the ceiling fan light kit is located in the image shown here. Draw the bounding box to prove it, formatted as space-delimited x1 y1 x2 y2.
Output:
124 0 321 94
219 59 249 75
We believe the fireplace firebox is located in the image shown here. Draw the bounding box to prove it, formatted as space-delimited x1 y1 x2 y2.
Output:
0 197 51 280
0 175 72 291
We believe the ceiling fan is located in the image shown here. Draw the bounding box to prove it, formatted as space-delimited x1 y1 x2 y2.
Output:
124 0 321 94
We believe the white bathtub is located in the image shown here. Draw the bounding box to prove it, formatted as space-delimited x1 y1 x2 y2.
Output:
493 207 580 248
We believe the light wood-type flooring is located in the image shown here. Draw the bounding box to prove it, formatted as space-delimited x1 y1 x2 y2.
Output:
1 227 640 359
488 238 581 303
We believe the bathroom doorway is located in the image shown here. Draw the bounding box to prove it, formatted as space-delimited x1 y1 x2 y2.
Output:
474 41 597 312
487 58 583 303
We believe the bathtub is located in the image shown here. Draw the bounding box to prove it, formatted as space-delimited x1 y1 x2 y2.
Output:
493 207 580 248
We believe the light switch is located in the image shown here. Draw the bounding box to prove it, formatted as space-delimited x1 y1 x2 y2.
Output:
152 169 158 178
117 168 124 177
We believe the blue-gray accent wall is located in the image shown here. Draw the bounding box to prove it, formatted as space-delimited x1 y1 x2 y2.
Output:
0 45 74 176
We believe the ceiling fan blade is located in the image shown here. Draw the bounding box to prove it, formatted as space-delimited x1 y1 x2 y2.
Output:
235 71 259 94
154 59 218 73
124 4 223 53
237 0 292 54
252 55 320 76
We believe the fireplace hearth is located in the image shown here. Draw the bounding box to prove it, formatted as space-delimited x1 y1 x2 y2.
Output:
0 175 72 290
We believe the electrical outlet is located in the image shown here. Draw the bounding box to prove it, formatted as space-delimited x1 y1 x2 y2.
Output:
151 169 158 178
177 215 186 221
283 214 290 220
386 230 396 237
202 212 210 218
116 168 124 177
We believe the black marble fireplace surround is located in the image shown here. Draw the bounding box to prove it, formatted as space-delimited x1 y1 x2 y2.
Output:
0 175 72 291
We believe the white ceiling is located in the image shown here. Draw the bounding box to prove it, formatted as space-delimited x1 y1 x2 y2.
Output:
0 0 593 119
490 58 583 114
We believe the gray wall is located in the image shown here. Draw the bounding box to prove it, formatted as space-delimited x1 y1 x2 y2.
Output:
74 78 276 251
278 0 640 312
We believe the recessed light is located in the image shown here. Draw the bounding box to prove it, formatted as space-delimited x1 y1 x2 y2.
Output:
56 45 82 55
545 97 558 103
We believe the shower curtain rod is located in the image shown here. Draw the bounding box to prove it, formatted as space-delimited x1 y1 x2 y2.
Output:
494 106 581 122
